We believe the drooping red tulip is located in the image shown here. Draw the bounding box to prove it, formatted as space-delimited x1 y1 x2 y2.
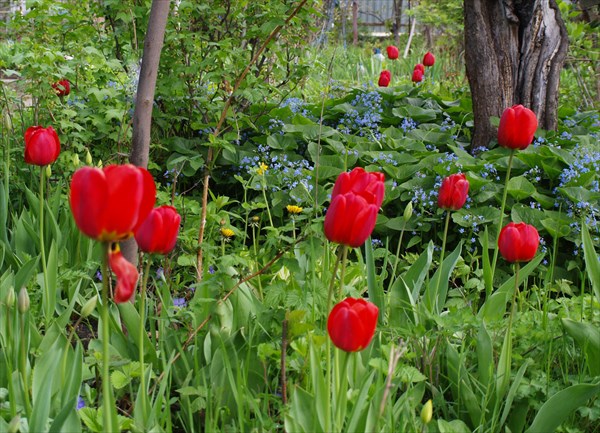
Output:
135 205 181 254
412 65 424 83
52 79 71 97
423 52 435 67
324 167 385 248
327 297 379 352
498 222 539 263
497 105 538 150
378 70 391 87
24 126 61 166
69 164 156 242
386 45 399 60
437 173 469 211
109 242 139 303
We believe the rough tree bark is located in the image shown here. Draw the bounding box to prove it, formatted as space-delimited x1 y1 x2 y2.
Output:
464 0 569 149
121 0 171 265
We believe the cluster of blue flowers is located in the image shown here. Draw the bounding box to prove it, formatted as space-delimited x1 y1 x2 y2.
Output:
337 91 384 140
238 147 314 204
437 152 462 173
480 162 500 181
372 152 399 168
400 117 417 133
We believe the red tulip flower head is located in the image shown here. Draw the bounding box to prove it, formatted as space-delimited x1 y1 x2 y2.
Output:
412 65 424 83
378 70 391 87
437 173 469 211
497 105 538 150
135 205 181 254
498 222 539 263
386 45 399 60
327 297 379 352
52 79 70 97
109 242 139 303
423 52 435 67
69 164 156 242
24 126 61 166
324 167 385 248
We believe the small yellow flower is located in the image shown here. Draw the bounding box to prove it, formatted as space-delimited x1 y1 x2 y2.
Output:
286 205 303 214
220 228 235 238
257 162 268 176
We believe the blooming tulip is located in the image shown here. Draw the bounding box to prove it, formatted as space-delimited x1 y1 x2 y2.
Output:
497 105 538 150
412 65 424 83
437 173 469 211
378 70 391 87
386 45 399 60
52 79 70 97
327 297 379 352
324 167 385 248
498 222 539 263
109 243 139 303
135 205 181 254
69 164 156 242
24 126 61 166
423 52 435 67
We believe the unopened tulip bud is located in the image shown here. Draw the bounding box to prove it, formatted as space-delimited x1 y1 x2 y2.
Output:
3 112 12 132
421 399 433 424
80 295 97 318
45 165 52 177
97 159 103 168
72 153 80 168
404 201 413 222
7 415 20 433
6 287 16 308
18 287 30 314
85 150 92 166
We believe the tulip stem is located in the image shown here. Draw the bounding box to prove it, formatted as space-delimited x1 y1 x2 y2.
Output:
138 257 152 425
335 350 351 431
100 243 119 432
19 309 31 418
39 167 51 323
325 245 345 433
338 246 349 300
432 211 451 313
489 150 514 296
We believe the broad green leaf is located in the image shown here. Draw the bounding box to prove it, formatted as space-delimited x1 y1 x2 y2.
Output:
525 382 600 433
365 237 384 323
507 176 536 201
581 223 600 302
424 241 463 315
562 319 600 376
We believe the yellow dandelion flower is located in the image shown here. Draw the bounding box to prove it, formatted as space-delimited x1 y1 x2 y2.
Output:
286 205 303 214
257 162 268 176
220 228 235 238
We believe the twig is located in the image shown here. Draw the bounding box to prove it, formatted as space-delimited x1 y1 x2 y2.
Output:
196 0 309 281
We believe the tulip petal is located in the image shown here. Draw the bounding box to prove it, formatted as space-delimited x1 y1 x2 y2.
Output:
69 167 108 239
109 243 139 303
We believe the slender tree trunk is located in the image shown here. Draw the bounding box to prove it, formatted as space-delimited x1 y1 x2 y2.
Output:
464 0 568 149
352 1 358 45
121 0 171 265
393 0 403 46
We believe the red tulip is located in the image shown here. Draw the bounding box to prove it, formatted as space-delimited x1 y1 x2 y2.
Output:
378 70 391 87
52 79 70 97
498 222 539 263
135 205 181 254
24 126 61 166
412 65 424 83
69 164 156 242
324 167 385 248
423 52 435 67
109 242 139 303
386 45 399 60
497 105 538 150
437 173 469 211
327 297 379 352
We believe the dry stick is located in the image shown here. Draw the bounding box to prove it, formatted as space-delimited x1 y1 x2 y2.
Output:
155 236 305 388
281 319 288 405
196 0 309 281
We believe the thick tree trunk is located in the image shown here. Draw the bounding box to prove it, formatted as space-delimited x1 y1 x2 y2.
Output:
464 0 568 149
121 0 170 265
